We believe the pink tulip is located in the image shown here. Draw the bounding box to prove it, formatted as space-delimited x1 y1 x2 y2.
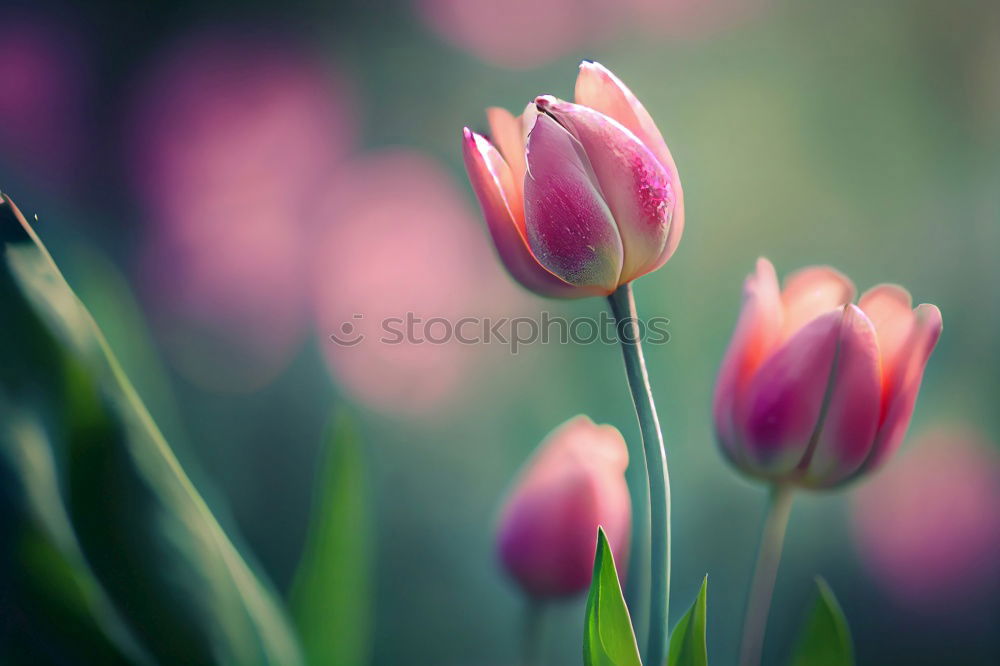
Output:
713 258 942 488
462 61 683 298
496 416 631 598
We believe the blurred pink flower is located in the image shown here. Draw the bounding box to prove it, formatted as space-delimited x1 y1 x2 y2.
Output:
129 30 356 391
463 62 683 298
416 0 769 69
714 258 942 488
0 12 87 185
310 149 527 415
496 415 631 598
851 426 1000 609
618 0 770 39
417 0 617 69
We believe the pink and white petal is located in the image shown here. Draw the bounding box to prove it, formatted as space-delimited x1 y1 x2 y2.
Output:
780 266 855 340
652 188 684 269
536 96 675 283
523 114 623 294
487 106 528 188
860 303 943 474
519 102 540 144
573 61 678 177
801 305 882 487
736 308 843 476
573 62 685 270
713 258 783 465
462 128 581 297
858 284 915 383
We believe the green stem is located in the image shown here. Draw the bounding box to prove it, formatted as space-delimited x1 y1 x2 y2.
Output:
738 485 795 666
607 283 670 666
521 600 544 666
623 442 651 648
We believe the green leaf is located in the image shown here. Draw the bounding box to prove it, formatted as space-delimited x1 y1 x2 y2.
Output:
290 410 373 666
0 409 149 665
584 527 643 666
668 576 709 666
0 195 303 665
788 577 854 666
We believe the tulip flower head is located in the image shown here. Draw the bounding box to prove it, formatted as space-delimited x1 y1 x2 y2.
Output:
496 415 631 599
462 62 684 298
714 258 942 488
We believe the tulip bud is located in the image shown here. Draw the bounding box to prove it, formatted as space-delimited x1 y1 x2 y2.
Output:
496 416 631 598
713 258 942 488
462 61 682 299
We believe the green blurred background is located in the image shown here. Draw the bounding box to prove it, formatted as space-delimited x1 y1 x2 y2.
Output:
1 0 998 663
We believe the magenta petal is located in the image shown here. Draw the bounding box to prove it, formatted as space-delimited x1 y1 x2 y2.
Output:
860 303 943 475
462 128 582 298
737 308 843 476
498 465 605 597
523 114 622 293
713 258 783 467
536 96 674 284
497 416 631 598
802 305 882 487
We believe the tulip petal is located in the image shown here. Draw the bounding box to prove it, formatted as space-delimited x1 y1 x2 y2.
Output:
858 284 915 383
780 266 855 340
574 61 685 267
858 303 943 476
520 102 539 139
498 461 603 597
523 114 623 293
574 61 677 179
462 128 582 297
801 305 882 487
498 416 631 598
736 308 843 476
713 258 783 466
536 96 675 284
487 106 528 189
526 415 630 480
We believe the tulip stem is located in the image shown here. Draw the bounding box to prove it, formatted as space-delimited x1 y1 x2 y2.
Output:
521 600 544 666
738 484 795 666
607 283 670 666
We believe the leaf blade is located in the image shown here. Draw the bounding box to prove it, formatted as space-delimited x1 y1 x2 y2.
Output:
290 410 374 666
788 577 854 666
0 195 303 665
584 527 643 666
668 575 709 666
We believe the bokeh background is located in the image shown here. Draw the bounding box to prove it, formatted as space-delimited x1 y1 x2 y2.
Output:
1 0 999 663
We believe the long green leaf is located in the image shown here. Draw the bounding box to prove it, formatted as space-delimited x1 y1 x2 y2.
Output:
668 576 708 666
788 577 854 666
584 527 643 666
0 195 303 665
0 407 150 665
290 410 373 666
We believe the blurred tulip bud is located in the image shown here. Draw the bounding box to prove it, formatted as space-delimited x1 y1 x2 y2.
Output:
713 258 942 488
462 61 683 298
496 415 631 598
